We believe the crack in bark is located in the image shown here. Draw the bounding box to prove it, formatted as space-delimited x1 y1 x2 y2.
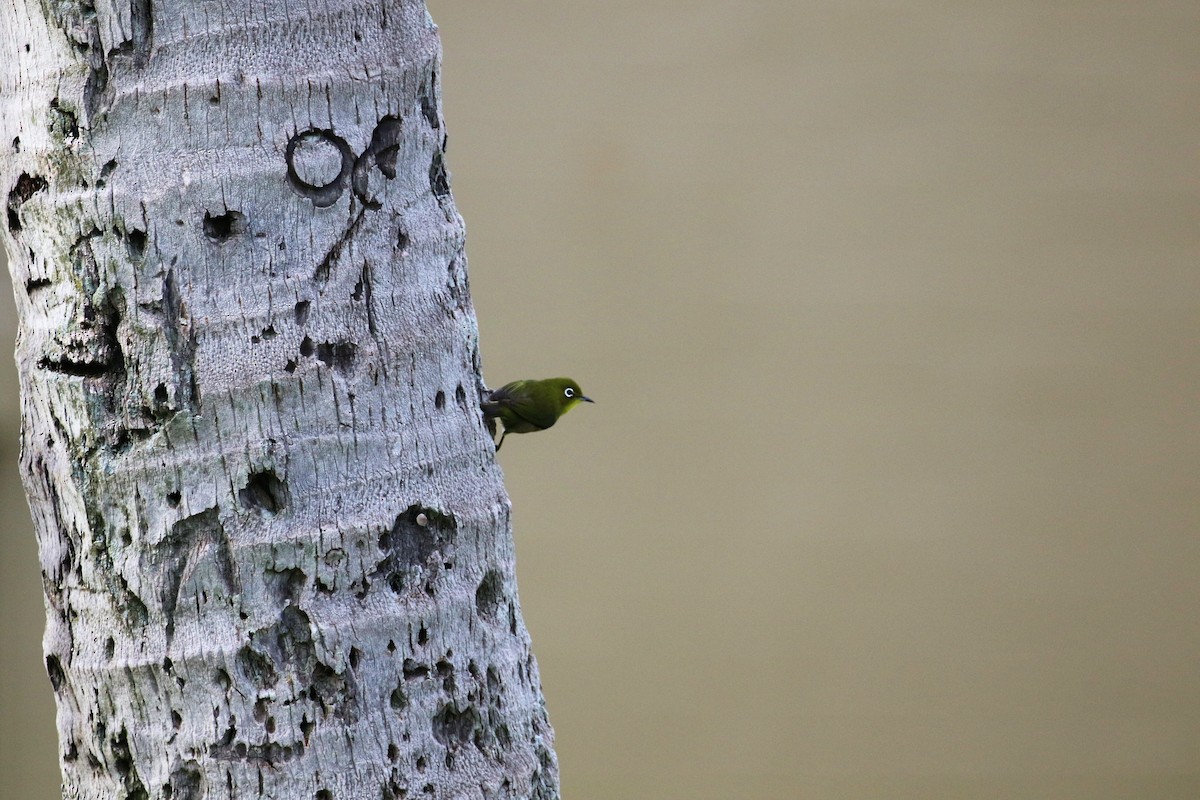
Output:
109 726 149 799
162 268 200 412
81 0 154 119
314 205 367 285
353 260 379 336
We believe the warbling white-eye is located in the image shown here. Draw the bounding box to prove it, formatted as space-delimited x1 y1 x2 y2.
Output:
481 377 594 451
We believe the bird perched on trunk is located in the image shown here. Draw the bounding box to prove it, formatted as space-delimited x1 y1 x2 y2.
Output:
482 377 594 451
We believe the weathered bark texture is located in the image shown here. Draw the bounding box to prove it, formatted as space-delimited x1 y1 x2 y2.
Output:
0 1 558 797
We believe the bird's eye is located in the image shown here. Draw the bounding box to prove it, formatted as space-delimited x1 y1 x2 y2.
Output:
564 388 575 398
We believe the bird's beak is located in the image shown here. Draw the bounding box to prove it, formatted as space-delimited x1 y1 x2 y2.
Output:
581 396 595 403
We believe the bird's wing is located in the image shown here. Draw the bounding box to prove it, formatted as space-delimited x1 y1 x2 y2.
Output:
482 381 556 430
480 381 522 417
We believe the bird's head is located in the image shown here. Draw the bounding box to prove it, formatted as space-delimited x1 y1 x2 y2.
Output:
546 377 594 417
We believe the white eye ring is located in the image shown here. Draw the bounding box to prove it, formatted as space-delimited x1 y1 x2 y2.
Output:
564 388 575 398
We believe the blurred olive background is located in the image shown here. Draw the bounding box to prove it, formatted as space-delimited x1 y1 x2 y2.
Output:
4 2 1199 797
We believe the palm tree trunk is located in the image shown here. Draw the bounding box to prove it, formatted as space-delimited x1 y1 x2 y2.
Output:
0 0 559 796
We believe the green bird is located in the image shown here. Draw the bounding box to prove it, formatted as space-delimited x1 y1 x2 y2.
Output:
482 377 594 451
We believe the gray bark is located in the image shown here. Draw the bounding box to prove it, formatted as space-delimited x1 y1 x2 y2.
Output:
0 1 558 797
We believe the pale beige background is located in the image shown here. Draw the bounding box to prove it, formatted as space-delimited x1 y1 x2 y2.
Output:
3 2 1199 797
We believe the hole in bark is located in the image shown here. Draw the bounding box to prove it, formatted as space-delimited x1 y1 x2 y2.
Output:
24 277 50 295
437 659 456 693
316 340 357 374
434 390 445 409
166 490 181 507
431 703 480 750
239 468 289 515
203 210 247 241
124 0 153 68
308 661 355 717
284 359 298 374
301 715 315 743
45 654 64 691
396 227 409 251
390 685 408 711
125 229 147 260
455 384 467 408
300 336 315 357
417 625 428 646
429 152 449 197
83 58 108 122
171 710 182 729
105 637 115 660
486 664 502 693
9 172 47 203
402 659 428 680
168 762 204 800
316 791 333 800
214 668 232 692
294 300 311 325
420 82 439 129
350 116 404 206
236 645 277 688
265 566 306 604
7 172 47 233
111 727 135 778
475 570 504 621
251 324 277 344
349 647 362 670
387 743 399 762
375 505 457 583
416 755 428 771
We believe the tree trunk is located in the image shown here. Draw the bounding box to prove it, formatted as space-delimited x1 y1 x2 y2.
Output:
0 1 559 797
